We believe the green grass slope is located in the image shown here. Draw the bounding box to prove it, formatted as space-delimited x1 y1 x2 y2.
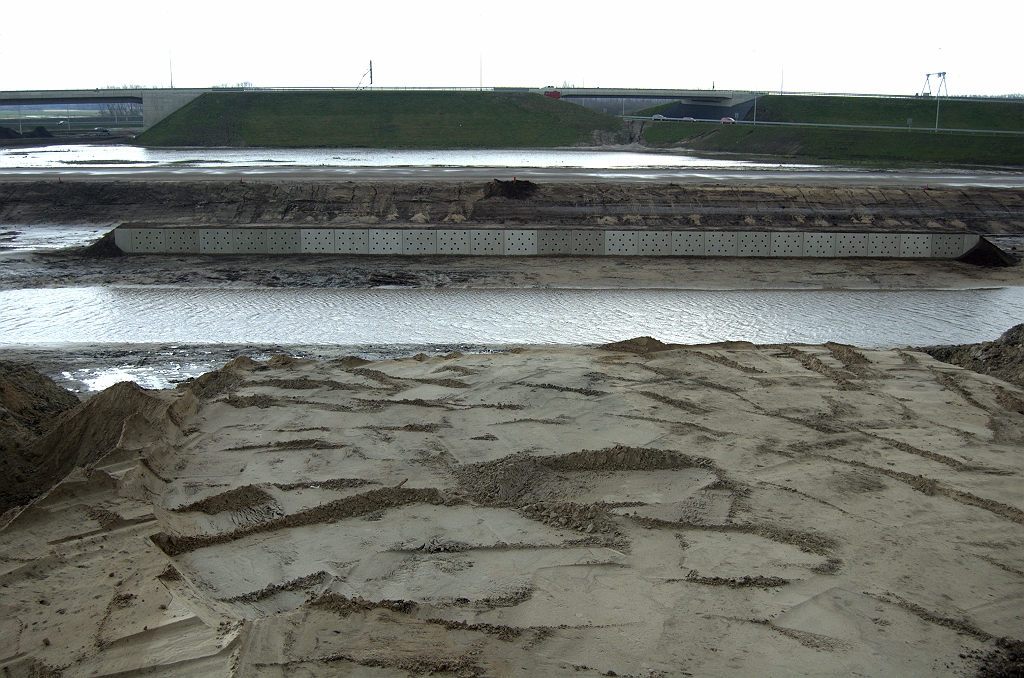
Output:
643 121 1024 166
136 91 624 148
746 94 1024 131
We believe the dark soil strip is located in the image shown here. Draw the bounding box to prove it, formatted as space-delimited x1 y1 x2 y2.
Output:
152 485 453 556
218 571 330 604
171 484 276 515
866 591 993 640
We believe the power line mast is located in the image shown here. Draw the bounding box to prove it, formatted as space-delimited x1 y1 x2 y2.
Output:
921 72 947 132
357 61 373 89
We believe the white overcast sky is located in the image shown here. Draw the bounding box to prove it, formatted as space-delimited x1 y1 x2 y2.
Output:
2 0 1022 96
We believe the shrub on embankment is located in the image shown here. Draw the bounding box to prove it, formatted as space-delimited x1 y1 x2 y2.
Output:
642 121 1024 166
136 91 625 148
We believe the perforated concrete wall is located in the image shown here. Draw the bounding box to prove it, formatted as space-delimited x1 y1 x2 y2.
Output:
234 229 267 254
705 232 737 256
900 233 932 258
132 229 165 253
369 229 402 254
504 230 537 255
165 229 199 253
573 230 604 255
114 228 987 260
639 231 671 255
200 229 233 254
336 229 369 254
438 230 470 254
403 229 436 255
538 230 571 254
672 232 704 255
803 233 836 257
931 234 964 258
268 229 301 253
301 229 334 253
605 231 638 255
737 232 770 257
771 232 804 257
868 233 901 257
836 233 868 257
472 230 503 255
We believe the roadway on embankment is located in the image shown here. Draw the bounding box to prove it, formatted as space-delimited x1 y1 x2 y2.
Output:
1 165 1022 187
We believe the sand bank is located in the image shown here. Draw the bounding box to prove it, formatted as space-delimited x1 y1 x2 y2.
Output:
1 341 1022 676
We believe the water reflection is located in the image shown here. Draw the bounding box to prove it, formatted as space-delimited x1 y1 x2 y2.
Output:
3 286 1022 348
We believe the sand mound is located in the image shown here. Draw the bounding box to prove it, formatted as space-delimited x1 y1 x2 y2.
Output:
1 381 172 513
922 323 1024 388
599 335 674 354
483 178 538 199
959 237 1017 267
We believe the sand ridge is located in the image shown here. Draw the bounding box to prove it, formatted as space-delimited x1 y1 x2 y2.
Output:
1 343 1022 676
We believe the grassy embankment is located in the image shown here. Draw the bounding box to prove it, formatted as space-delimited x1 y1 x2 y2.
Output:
136 91 624 148
640 95 1024 166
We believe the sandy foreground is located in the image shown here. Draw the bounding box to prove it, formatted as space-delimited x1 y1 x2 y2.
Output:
2 340 1022 677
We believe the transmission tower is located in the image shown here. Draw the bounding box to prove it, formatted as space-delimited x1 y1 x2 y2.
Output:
921 72 948 131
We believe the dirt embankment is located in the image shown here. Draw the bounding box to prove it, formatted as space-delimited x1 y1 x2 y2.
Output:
2 179 1022 233
0 370 180 515
923 324 1024 390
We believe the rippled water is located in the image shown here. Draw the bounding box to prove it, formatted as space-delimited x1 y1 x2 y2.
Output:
3 286 1022 348
0 146 806 170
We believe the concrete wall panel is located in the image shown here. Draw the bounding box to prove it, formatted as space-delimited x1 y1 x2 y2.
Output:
234 229 267 254
403 229 436 254
639 231 671 255
199 229 233 254
930 234 964 258
132 229 166 253
964 234 980 252
471 230 503 255
803 233 836 257
672 232 705 255
505 230 537 255
268 229 301 253
369 229 402 254
336 229 369 254
868 233 900 257
165 229 199 253
705 232 738 256
538 230 571 254
114 228 133 253
605 230 638 255
900 233 932 258
836 233 868 257
301 228 335 253
770 232 803 257
738 232 770 257
437 230 470 254
572 230 604 255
